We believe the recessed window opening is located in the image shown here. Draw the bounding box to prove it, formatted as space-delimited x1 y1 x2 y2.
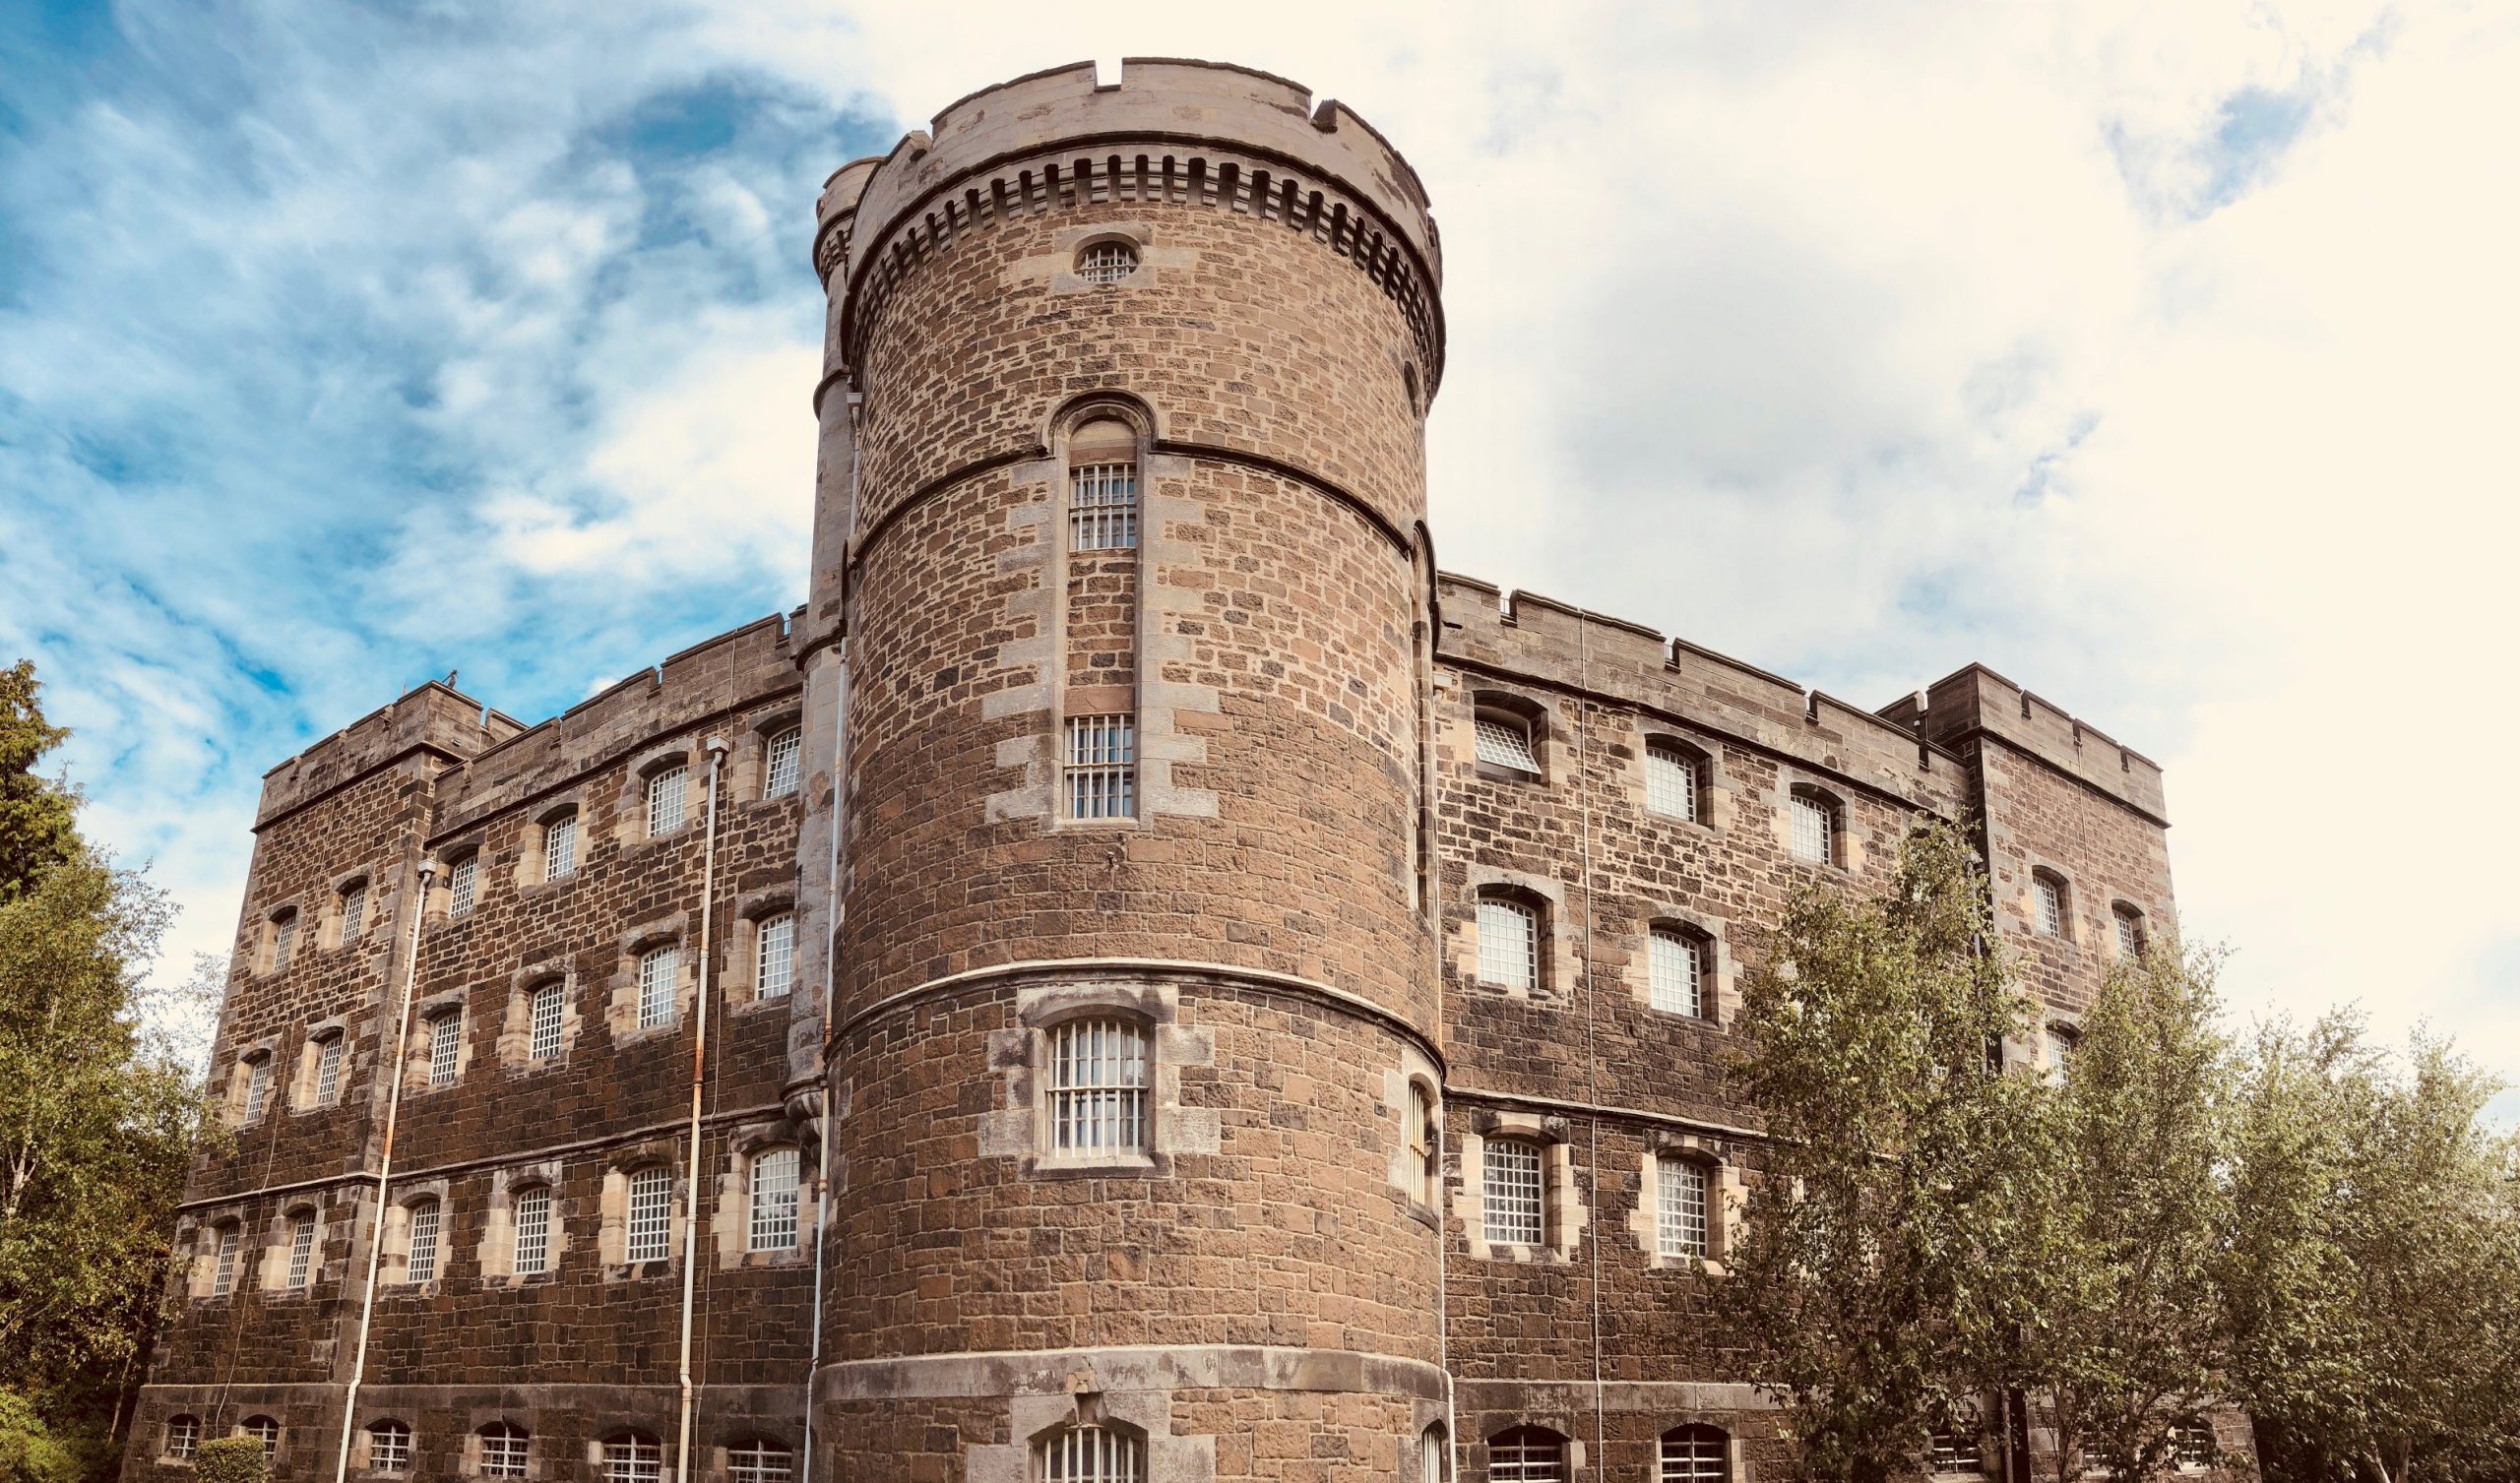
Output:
427 1013 461 1086
243 1055 272 1122
625 1167 671 1263
1790 789 1838 865
1038 1424 1144 1482
1483 1139 1544 1246
2034 873 2067 938
1660 1426 1728 1482
272 911 298 970
637 946 678 1029
530 982 565 1061
749 1146 800 1252
1076 239 1139 284
1647 741 1700 822
764 727 802 799
406 1200 441 1283
1659 1156 1710 1259
338 882 366 946
477 1424 529 1479
756 913 795 1001
212 1224 240 1296
544 811 578 879
315 1033 344 1105
367 1420 412 1474
2171 1419 2213 1469
727 1440 792 1483
1650 926 1705 1018
2046 1023 2079 1081
1474 710 1540 773
448 856 479 917
164 1416 200 1462
1418 1427 1445 1483
242 1417 281 1458
646 764 687 836
1408 1081 1439 1206
1477 895 1539 993
1486 1427 1566 1483
1046 1018 1150 1155
2114 904 2147 958
1064 715 1136 820
601 1432 662 1483
1928 1431 1984 1474
513 1186 551 1275
286 1211 317 1289
1069 462 1139 551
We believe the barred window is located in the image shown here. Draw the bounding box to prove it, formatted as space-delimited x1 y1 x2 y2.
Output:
338 883 366 946
756 913 795 1001
728 1440 792 1483
513 1186 551 1275
602 1432 662 1483
1660 1426 1728 1482
544 811 578 879
2171 1419 2214 1469
1038 1424 1144 1482
1927 1431 1984 1474
1408 1081 1439 1206
367 1420 412 1474
1419 1428 1445 1483
243 1055 272 1121
406 1200 441 1283
2115 904 2147 958
1486 1427 1565 1482
286 1212 317 1289
1474 711 1540 772
1064 714 1136 820
1045 1019 1150 1156
1659 1156 1710 1259
2034 873 2066 937
637 946 677 1029
646 764 686 836
1647 741 1700 821
428 1012 461 1086
530 983 565 1061
164 1416 200 1462
1482 1139 1544 1246
1790 790 1837 865
1476 896 1539 992
1650 926 1705 1018
211 1224 240 1296
1076 240 1139 284
2045 1024 2080 1081
315 1034 343 1105
764 727 802 799
478 1424 530 1479
241 1417 281 1458
1069 462 1139 551
271 911 297 970
625 1168 671 1263
749 1147 800 1252
448 856 478 917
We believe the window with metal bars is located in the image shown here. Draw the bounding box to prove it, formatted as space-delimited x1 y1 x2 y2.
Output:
2114 905 2146 958
1659 1156 1710 1259
1485 1427 1566 1482
1473 711 1540 773
1419 1428 1446 1483
405 1200 440 1283
241 1417 281 1458
477 1424 530 1479
544 811 578 879
764 727 802 799
315 1034 343 1105
448 856 478 917
1076 240 1139 284
602 1432 662 1483
1650 926 1705 1018
271 912 297 970
625 1168 671 1263
1790 790 1838 865
1408 1081 1439 1206
756 913 795 1000
1068 463 1139 550
1482 1139 1544 1247
1927 1431 1985 1473
286 1212 316 1289
530 983 565 1061
1064 715 1136 820
1659 1426 1728 1481
428 1013 461 1086
727 1440 793 1483
2034 873 2067 937
1037 1424 1145 1482
338 883 365 946
1647 741 1700 821
749 1147 800 1252
646 764 686 836
243 1055 271 1121
1476 896 1539 993
513 1186 551 1274
2170 1419 2214 1469
2045 1024 2079 1082
164 1416 200 1461
211 1225 239 1296
1045 1019 1150 1156
637 946 677 1029
366 1420 412 1473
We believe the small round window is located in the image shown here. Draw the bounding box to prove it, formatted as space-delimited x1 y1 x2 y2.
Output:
1078 240 1138 284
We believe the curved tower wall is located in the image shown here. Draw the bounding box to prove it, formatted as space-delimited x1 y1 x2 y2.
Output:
807 59 1449 1476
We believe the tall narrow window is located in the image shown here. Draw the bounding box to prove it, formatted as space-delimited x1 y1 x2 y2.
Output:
1419 1428 1445 1483
286 1212 317 1289
625 1168 671 1263
1486 1427 1565 1482
271 912 297 970
1045 1019 1150 1155
602 1433 662 1483
1038 1425 1144 1482
1482 1139 1544 1246
477 1425 530 1479
637 946 677 1029
428 1012 461 1086
513 1186 551 1275
1064 715 1136 820
243 1055 272 1121
338 883 366 946
212 1224 240 1296
1408 1082 1439 1206
764 727 802 799
1474 710 1540 773
2045 1024 2079 1081
1647 741 1700 822
315 1034 343 1105
1660 1426 1729 1482
756 913 795 1001
448 856 478 917
366 1421 411 1474
1658 1156 1710 1259
646 764 686 836
1790 790 1838 864
749 1147 800 1252
530 982 565 1061
1477 895 1539 993
544 811 578 879
406 1200 441 1283
241 1417 281 1458
1650 926 1705 1018
2034 873 2066 937
164 1417 200 1462
1069 462 1139 550
728 1441 793 1483
2114 904 2147 958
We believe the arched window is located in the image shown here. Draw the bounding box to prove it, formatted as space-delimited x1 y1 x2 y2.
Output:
1476 891 1540 993
1037 1423 1145 1481
163 1415 201 1462
285 1209 318 1289
1407 1081 1440 1207
1473 706 1540 775
477 1423 530 1479
638 945 679 1029
2113 903 2148 958
764 727 802 799
756 913 795 1001
530 982 566 1061
242 1053 273 1122
1486 1426 1566 1482
2033 871 2068 938
1482 1139 1545 1247
366 1419 413 1473
1418 1426 1446 1483
1076 240 1139 285
513 1186 552 1275
1659 1425 1728 1481
1657 1155 1710 1260
749 1147 800 1252
211 1222 241 1296
601 1431 662 1483
314 1031 345 1105
727 1438 793 1483
1790 787 1839 865
270 909 299 970
337 881 367 947
405 1199 442 1284
1045 1019 1150 1155
626 1167 673 1264
1649 925 1708 1018
1646 739 1703 822
240 1416 282 1458
427 1010 463 1086
543 808 579 880
447 853 479 917
646 763 688 836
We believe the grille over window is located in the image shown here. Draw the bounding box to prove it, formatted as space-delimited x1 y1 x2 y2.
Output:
406 1200 441 1283
1474 711 1540 772
646 764 686 836
531 983 565 1061
478 1425 530 1479
545 812 578 879
243 1056 271 1121
2171 1419 2214 1468
1927 1431 1984 1473
764 727 801 799
1408 1081 1439 1205
448 857 478 916
513 1186 551 1275
164 1417 200 1461
212 1225 239 1296
428 1013 461 1086
637 946 677 1029
2115 905 2147 958
286 1213 317 1289
366 1420 411 1473
756 913 795 1001
602 1433 662 1483
1046 1019 1150 1155
728 1440 793 1483
315 1035 343 1104
1064 715 1136 820
1647 742 1700 821
1069 462 1139 550
1790 791 1837 864
1660 1426 1728 1481
749 1147 800 1252
1486 1427 1566 1482
242 1417 280 1457
626 1168 671 1263
1482 1139 1544 1246
1076 240 1139 284
1650 927 1704 1017
338 883 365 945
1659 1157 1710 1259
1477 896 1539 992
1038 1424 1144 1482
2035 875 2065 937
272 913 297 969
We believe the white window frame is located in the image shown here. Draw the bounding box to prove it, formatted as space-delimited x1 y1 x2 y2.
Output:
1649 926 1704 1018
625 1167 672 1264
243 1055 272 1122
338 883 366 946
1477 896 1539 993
602 1433 662 1483
1068 462 1140 551
405 1200 441 1284
1407 1081 1439 1207
1037 1424 1145 1481
271 912 297 970
646 765 687 836
448 856 478 917
1482 1139 1545 1247
315 1034 343 1105
530 982 565 1061
1658 1155 1710 1260
1927 1431 1985 1474
427 1012 461 1086
637 946 678 1030
749 1147 800 1252
727 1440 793 1483
286 1212 317 1289
756 913 795 1001
478 1425 529 1479
1076 240 1139 284
366 1420 411 1474
1064 714 1136 821
212 1224 240 1296
2115 906 2146 958
544 811 578 879
1474 710 1540 773
1646 741 1700 822
165 1417 200 1462
764 728 802 799
1486 1428 1565 1483
2035 874 2066 937
242 1417 281 1458
1044 1018 1151 1157
1659 1427 1728 1482
512 1185 552 1275
1790 790 1837 865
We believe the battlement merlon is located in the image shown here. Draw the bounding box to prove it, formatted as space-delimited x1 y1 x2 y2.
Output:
1878 664 2170 826
254 682 523 831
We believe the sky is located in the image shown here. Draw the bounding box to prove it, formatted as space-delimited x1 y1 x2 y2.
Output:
2 0 2514 1113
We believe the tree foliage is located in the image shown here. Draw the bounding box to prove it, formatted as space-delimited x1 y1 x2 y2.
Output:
0 662 80 905
188 1438 265 1483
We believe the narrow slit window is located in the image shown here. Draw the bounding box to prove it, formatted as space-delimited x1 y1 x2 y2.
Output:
1408 1082 1439 1206
1069 463 1139 551
625 1168 671 1263
448 857 478 917
764 727 802 799
1064 715 1136 820
1647 742 1700 822
1650 927 1704 1018
513 1186 551 1275
1046 1019 1150 1155
530 983 565 1061
646 764 687 836
286 1212 317 1289
428 1013 461 1086
749 1147 800 1252
1477 896 1539 992
544 812 578 879
637 946 677 1029
1474 711 1540 773
1482 1139 1544 1246
314 1035 343 1105
338 883 366 946
1659 1156 1710 1259
756 913 795 1001
405 1200 440 1284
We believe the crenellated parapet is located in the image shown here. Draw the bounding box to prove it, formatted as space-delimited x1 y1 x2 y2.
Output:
1881 663 2169 824
254 683 522 832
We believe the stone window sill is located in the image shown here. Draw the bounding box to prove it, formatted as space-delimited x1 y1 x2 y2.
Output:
1033 1152 1160 1179
1473 762 1543 786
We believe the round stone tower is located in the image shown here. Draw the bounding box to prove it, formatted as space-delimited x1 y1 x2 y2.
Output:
799 58 1451 1479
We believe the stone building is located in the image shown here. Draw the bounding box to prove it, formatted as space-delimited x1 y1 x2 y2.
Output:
126 58 2235 1483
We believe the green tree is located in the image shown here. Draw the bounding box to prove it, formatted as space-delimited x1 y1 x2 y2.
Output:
188 1437 266 1483
1715 823 2047 1483
0 661 81 903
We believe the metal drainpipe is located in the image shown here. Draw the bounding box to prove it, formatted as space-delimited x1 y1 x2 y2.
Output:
675 739 729 1483
332 860 435 1483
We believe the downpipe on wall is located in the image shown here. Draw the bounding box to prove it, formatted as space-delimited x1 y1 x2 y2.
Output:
675 738 729 1483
